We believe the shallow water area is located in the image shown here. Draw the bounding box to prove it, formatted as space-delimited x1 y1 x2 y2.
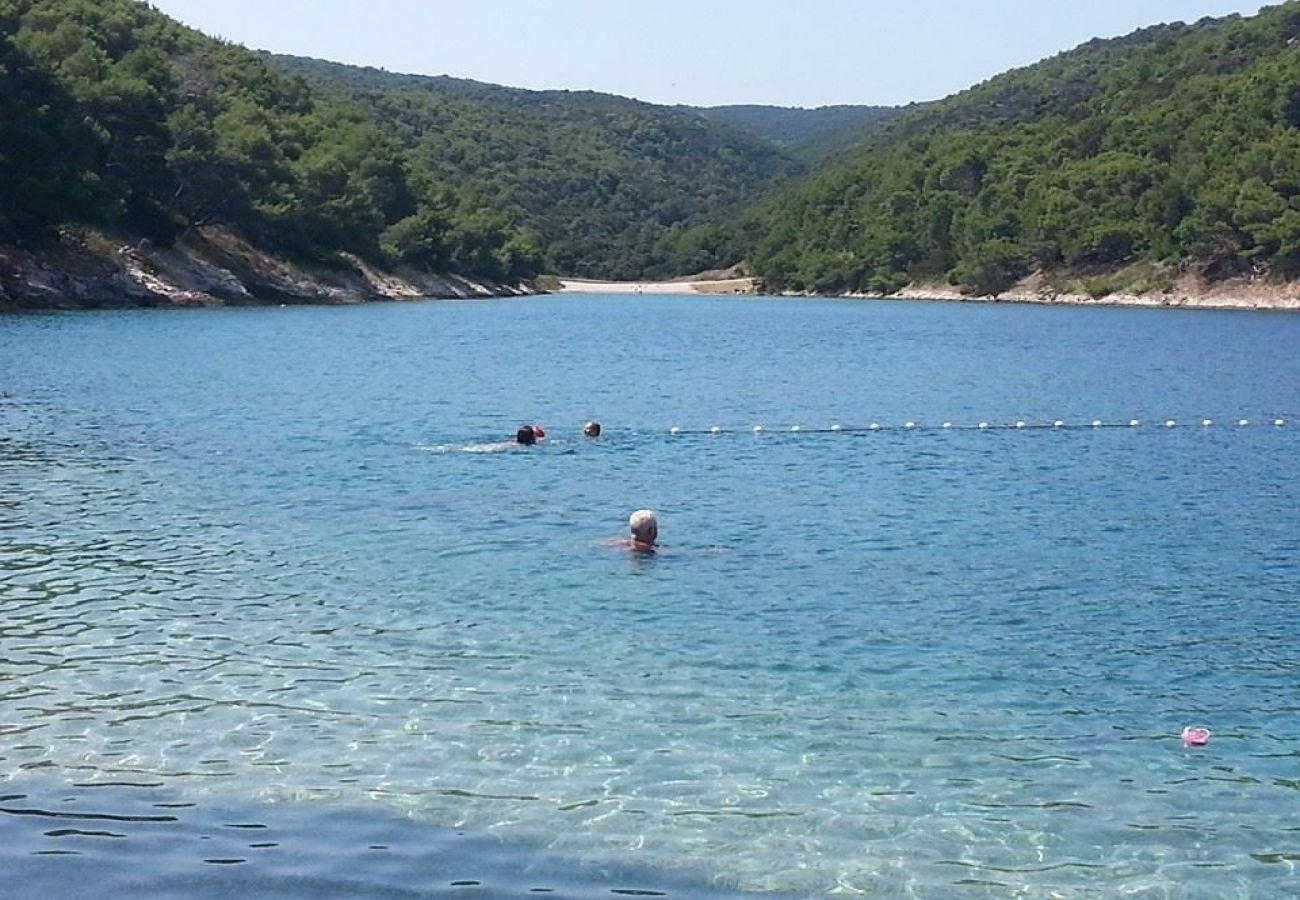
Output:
2 777 783 900
2 294 1300 897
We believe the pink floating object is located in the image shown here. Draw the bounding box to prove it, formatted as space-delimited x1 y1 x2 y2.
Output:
1181 726 1210 747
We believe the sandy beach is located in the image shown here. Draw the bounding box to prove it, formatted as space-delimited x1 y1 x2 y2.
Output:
557 277 757 295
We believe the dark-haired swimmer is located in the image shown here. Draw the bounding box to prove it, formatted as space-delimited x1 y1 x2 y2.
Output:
584 420 601 437
517 424 547 444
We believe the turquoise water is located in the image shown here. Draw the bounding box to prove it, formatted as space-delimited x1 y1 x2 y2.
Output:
2 294 1299 898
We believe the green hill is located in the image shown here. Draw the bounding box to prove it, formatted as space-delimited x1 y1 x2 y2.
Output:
265 55 803 279
0 0 548 282
0 0 798 288
736 3 1300 296
7 0 1300 302
688 104 899 156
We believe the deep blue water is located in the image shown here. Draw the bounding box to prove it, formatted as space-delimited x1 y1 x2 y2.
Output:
2 293 1299 898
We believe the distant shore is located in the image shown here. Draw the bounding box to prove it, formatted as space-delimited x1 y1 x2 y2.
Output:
557 277 757 295
555 275 1300 311
883 279 1300 312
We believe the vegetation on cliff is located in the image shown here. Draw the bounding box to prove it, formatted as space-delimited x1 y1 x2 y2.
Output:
0 0 807 286
0 0 541 282
737 4 1300 296
4 0 1300 300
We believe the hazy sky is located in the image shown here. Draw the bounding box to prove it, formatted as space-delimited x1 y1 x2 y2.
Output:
145 1 1268 107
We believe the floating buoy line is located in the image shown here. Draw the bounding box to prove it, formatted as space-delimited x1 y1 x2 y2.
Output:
423 416 1292 454
665 417 1289 436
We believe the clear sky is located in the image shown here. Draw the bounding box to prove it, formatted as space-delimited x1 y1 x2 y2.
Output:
144 0 1268 108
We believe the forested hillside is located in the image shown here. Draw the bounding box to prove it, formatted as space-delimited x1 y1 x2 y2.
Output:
0 0 798 288
688 104 898 155
0 0 553 283
735 3 1300 296
6 0 1300 302
267 55 801 279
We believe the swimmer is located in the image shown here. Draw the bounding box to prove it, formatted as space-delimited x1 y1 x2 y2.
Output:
602 509 659 552
600 510 731 556
516 425 537 445
584 420 601 437
626 508 658 552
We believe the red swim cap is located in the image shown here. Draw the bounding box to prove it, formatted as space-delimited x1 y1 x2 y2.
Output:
533 425 546 438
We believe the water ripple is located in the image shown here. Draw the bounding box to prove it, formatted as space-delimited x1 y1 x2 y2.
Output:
4 299 1300 897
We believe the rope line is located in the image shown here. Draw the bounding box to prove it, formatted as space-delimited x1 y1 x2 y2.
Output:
665 418 1289 436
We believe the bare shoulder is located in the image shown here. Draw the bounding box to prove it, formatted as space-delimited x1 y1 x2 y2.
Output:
601 537 658 553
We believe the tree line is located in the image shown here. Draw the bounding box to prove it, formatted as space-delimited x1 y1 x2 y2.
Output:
734 4 1300 295
0 0 804 283
0 0 541 281
270 55 801 280
4 0 1299 294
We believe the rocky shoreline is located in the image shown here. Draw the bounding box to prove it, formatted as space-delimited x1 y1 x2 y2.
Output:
884 277 1300 312
6 232 1298 313
0 226 538 311
558 273 1300 311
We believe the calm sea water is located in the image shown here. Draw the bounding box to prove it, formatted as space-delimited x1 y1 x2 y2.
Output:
2 294 1299 898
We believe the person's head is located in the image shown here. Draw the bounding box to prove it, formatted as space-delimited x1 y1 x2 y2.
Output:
516 424 536 445
628 509 658 546
584 420 601 437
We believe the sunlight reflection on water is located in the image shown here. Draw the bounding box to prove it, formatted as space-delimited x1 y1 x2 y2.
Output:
3 296 1300 897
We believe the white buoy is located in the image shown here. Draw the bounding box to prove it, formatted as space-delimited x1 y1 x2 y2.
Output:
1053 420 1065 428
942 422 953 429
710 425 722 435
978 422 990 430
753 425 764 433
1239 419 1249 427
830 423 842 432
790 425 801 433
869 423 881 431
670 426 681 435
1202 419 1213 427
1130 420 1141 427
1165 420 1177 428
904 421 916 429
1015 421 1026 429
1092 420 1103 428
1276 419 1286 427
